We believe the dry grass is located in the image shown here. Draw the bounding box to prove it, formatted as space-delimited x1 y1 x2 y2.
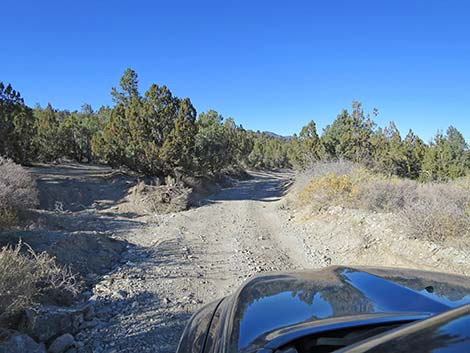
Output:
0 157 39 226
0 241 80 319
298 161 470 242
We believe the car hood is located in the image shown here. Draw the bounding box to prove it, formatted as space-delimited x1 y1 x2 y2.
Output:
204 266 470 353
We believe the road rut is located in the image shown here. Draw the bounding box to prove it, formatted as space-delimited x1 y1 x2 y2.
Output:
79 171 311 353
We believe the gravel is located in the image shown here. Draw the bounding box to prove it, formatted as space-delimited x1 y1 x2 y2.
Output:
6 166 468 353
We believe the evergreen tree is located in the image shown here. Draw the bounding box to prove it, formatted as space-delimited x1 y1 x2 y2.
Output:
61 104 101 162
93 69 200 176
233 126 253 166
321 102 376 163
111 68 139 104
6 74 467 182
194 110 230 174
299 120 322 165
401 130 426 179
33 104 62 161
287 134 303 168
421 126 469 181
371 121 404 176
248 137 265 168
160 98 197 175
0 82 36 163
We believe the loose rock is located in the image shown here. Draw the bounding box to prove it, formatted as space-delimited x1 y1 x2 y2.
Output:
19 306 83 342
48 333 75 353
0 330 45 353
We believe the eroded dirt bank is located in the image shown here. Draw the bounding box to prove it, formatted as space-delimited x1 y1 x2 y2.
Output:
3 165 469 353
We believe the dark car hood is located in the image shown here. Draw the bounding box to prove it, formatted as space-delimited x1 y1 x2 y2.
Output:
206 266 470 353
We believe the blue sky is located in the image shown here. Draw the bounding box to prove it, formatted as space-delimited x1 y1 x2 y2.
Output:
1 0 469 141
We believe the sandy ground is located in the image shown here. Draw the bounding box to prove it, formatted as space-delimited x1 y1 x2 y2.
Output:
7 165 469 353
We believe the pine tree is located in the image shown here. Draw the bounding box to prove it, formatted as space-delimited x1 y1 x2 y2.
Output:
401 130 426 179
287 134 303 168
0 83 36 163
321 102 376 163
111 68 139 104
371 121 404 176
61 104 100 162
299 120 322 165
194 110 230 174
421 126 469 181
33 104 62 161
160 98 197 175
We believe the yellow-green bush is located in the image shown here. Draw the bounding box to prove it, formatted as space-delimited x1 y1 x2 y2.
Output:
298 162 377 209
299 172 358 209
298 161 470 242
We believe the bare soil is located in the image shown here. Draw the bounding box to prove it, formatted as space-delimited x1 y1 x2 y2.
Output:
2 164 469 353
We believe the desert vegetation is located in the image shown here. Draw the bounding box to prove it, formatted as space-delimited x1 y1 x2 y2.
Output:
0 241 79 320
0 160 80 333
0 157 38 227
1 70 470 352
2 71 470 183
297 161 470 242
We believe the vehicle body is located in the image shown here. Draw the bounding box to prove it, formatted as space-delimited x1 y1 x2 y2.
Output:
176 266 470 353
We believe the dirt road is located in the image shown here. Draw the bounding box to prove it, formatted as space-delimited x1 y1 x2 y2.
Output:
75 170 320 353
6 165 468 353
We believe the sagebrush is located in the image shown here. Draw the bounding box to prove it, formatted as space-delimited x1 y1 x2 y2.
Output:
0 157 38 226
298 161 470 242
402 184 470 242
0 241 80 318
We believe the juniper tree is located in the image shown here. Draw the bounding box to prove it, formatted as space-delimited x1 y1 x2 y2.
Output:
421 126 469 181
321 102 376 163
33 104 63 161
0 83 36 163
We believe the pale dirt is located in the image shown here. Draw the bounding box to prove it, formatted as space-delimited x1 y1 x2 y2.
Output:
10 165 470 353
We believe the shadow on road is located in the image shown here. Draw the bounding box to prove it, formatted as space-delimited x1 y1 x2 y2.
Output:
0 163 145 279
202 170 294 204
30 163 138 212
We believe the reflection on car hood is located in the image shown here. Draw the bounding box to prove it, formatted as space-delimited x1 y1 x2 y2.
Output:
219 266 470 352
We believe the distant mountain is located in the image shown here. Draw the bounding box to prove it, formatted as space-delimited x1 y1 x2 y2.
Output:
262 131 292 140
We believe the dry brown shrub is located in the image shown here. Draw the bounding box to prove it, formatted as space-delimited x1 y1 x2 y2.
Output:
401 183 470 242
454 175 470 191
127 182 191 214
0 241 80 318
302 160 357 179
357 178 418 212
0 157 39 226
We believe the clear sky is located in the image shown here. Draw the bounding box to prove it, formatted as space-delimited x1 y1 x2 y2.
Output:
1 0 469 141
